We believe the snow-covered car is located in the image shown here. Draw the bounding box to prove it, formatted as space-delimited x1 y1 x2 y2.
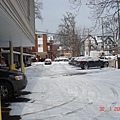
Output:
54 57 60 62
76 56 109 69
59 57 69 61
44 58 52 65
100 54 117 60
54 57 69 62
68 57 75 65
104 55 117 60
72 57 81 65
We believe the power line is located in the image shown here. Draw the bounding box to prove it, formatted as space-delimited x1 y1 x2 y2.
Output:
35 30 114 37
35 30 69 36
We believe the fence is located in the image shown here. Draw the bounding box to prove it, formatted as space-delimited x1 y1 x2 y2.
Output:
108 60 117 68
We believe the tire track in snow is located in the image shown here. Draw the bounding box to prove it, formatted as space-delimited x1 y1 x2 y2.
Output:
89 86 119 120
24 63 118 120
60 80 99 116
21 97 77 117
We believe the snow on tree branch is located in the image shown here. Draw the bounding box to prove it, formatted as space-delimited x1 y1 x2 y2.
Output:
35 0 43 21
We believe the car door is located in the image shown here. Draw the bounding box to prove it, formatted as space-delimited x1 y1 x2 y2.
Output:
93 57 101 67
87 57 95 67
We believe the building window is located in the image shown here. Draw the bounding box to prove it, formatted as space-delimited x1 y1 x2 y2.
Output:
38 35 42 38
108 40 111 44
48 46 50 51
38 44 43 47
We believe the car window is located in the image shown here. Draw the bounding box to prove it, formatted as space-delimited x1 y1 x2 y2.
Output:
87 57 93 61
74 57 79 60
93 57 99 61
81 58 87 61
76 57 85 61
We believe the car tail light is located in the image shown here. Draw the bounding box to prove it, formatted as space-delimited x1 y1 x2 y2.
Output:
77 61 81 64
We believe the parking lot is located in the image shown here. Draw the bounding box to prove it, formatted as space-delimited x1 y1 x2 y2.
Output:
1 62 120 120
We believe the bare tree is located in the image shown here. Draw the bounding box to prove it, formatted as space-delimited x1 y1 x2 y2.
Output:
57 12 83 56
35 0 43 21
69 0 119 34
69 0 82 15
87 0 118 18
69 0 119 54
86 0 120 50
103 16 118 42
86 0 119 33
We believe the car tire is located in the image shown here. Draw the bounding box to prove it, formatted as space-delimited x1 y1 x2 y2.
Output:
84 63 89 69
81 67 84 69
0 82 13 100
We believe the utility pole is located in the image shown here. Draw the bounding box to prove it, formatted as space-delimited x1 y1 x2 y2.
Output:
101 17 105 52
88 29 91 56
117 0 120 53
116 0 120 69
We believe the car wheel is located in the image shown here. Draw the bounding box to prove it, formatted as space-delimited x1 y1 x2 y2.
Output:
0 82 13 100
81 67 84 70
84 63 89 69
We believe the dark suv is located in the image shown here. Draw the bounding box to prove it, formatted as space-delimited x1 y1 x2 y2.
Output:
0 67 27 100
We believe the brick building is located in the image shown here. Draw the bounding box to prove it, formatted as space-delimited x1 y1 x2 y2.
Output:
32 34 57 60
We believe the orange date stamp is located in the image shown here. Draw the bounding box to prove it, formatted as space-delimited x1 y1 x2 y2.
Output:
100 106 120 112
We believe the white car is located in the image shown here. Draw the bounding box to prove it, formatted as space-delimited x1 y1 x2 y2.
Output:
44 58 52 65
105 55 117 60
54 57 69 62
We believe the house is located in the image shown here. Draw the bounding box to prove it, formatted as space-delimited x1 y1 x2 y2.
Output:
83 35 117 57
57 47 72 58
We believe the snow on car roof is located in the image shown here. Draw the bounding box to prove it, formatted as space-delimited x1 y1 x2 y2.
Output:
45 58 52 61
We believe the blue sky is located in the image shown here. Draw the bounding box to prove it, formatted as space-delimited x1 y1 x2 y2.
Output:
35 0 92 33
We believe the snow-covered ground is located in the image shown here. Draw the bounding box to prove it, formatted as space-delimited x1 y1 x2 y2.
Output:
9 62 120 120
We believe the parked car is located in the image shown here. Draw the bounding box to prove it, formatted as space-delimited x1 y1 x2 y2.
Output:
54 56 69 62
68 57 75 65
99 54 117 60
39 58 46 62
104 54 117 60
44 58 52 65
0 66 27 100
54 57 60 62
25 58 31 67
59 56 69 61
72 57 81 65
75 56 109 69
